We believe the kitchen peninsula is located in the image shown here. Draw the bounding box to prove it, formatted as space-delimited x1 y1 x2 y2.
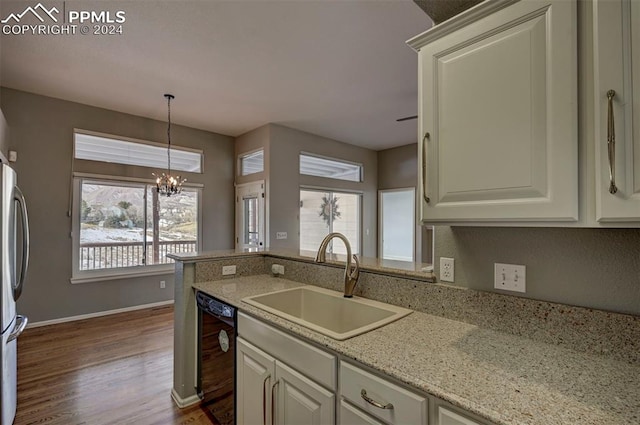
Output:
170 250 639 425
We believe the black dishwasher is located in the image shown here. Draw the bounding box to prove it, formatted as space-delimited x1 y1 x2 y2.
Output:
196 291 237 425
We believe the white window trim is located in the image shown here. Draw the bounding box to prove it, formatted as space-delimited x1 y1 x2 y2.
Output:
71 175 203 283
238 147 265 177
298 186 363 255
299 151 364 183
74 128 204 174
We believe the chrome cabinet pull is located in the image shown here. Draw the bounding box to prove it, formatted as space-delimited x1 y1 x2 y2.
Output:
422 132 430 203
271 379 280 425
262 374 271 425
361 389 394 410
607 90 618 194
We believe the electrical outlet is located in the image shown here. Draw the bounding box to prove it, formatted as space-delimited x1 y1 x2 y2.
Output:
439 257 455 282
159 280 166 289
494 263 526 293
222 265 237 276
271 264 285 276
276 232 288 240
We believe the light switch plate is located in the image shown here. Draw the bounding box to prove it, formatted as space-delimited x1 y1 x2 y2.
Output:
222 265 237 276
276 232 287 240
494 263 526 293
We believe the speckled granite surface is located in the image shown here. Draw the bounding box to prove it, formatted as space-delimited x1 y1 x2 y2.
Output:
193 275 640 425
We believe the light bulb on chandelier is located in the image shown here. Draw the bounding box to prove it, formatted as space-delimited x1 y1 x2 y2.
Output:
153 93 186 196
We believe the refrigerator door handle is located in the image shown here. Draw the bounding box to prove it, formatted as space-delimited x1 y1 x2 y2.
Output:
13 186 29 300
7 315 28 343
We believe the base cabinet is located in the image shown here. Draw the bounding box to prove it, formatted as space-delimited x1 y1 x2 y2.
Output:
237 312 493 425
237 337 335 425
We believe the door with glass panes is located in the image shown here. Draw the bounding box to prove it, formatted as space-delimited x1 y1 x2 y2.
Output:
236 181 265 250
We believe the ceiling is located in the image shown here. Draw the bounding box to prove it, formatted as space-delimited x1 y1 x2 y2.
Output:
0 1 432 151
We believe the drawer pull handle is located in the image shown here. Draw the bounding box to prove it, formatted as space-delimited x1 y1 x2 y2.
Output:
361 389 394 410
607 90 618 194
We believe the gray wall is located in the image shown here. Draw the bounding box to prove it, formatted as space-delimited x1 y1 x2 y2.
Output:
435 227 640 315
268 124 378 257
377 143 432 264
1 88 235 322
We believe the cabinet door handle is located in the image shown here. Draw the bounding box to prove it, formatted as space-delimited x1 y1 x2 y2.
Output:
422 132 430 203
271 379 280 425
262 374 271 425
361 389 394 410
607 90 618 194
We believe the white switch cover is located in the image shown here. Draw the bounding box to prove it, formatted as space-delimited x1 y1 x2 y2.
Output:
276 232 287 240
494 263 526 293
439 257 455 282
271 264 285 275
159 280 166 289
222 265 237 276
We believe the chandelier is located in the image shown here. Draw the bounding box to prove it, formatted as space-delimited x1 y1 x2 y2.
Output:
154 93 185 196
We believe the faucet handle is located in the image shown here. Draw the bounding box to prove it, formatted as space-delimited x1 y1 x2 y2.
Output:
350 254 360 281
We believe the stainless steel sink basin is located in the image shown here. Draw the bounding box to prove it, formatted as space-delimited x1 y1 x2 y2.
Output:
242 286 412 340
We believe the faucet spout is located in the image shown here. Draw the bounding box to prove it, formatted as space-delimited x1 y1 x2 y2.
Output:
315 232 360 298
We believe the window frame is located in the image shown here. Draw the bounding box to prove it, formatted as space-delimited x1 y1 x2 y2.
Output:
299 152 363 182
238 148 265 176
74 129 204 173
298 186 363 256
70 174 203 284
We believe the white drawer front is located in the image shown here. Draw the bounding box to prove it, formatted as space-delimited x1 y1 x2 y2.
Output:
438 406 482 425
340 361 427 424
238 312 337 390
340 400 386 425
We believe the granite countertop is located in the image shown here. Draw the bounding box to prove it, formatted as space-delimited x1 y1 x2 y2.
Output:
193 275 640 425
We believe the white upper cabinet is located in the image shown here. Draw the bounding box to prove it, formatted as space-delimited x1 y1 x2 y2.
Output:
593 0 640 222
409 0 578 224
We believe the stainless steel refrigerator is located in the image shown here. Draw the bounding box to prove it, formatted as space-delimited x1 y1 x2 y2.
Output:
0 163 29 425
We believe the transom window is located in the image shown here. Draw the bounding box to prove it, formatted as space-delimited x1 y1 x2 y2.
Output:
239 149 264 176
74 130 203 173
299 153 362 182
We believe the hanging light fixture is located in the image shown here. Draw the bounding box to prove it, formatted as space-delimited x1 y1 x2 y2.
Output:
154 93 185 196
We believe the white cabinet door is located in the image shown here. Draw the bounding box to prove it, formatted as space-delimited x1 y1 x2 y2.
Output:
237 337 276 425
275 361 335 425
340 400 386 425
416 0 577 223
438 407 482 425
593 0 640 221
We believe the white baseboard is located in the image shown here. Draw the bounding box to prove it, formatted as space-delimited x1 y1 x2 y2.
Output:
171 388 201 408
26 300 174 328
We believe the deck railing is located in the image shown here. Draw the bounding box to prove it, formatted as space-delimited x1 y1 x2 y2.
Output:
79 240 197 270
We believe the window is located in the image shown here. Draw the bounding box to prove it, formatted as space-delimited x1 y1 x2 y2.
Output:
299 153 362 182
299 189 361 255
74 130 203 173
239 149 264 176
73 177 200 280
379 189 415 262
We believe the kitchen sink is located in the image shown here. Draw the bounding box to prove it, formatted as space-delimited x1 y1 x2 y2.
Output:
242 286 412 340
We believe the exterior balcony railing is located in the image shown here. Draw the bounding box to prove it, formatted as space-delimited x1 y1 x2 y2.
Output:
79 240 197 270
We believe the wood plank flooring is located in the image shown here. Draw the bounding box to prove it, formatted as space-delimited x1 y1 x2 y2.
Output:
14 305 213 425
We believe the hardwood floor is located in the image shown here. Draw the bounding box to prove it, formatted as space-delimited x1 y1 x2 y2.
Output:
15 305 214 425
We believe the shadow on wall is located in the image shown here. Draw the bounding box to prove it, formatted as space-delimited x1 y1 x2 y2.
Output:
435 226 640 315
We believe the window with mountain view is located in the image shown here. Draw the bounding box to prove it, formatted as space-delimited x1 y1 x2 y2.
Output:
74 179 199 277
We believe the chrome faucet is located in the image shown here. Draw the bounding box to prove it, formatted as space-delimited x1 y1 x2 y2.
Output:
315 232 360 298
